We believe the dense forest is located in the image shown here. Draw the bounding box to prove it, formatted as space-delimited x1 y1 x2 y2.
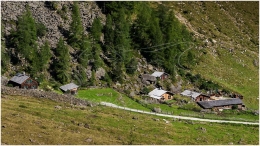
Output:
1 2 232 93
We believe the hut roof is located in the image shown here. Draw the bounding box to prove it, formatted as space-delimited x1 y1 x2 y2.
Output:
180 90 201 99
60 83 79 92
197 98 243 109
151 71 166 77
141 74 156 82
9 73 30 84
148 88 173 99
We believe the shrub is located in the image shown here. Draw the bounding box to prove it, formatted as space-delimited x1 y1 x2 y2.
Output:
141 87 149 95
232 105 238 110
7 84 13 87
178 103 201 112
36 22 47 37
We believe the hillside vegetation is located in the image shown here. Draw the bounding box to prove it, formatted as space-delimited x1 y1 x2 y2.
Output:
1 1 258 109
166 1 259 109
1 95 259 145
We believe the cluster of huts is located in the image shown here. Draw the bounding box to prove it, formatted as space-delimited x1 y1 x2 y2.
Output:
7 72 245 111
7 73 79 95
142 71 245 111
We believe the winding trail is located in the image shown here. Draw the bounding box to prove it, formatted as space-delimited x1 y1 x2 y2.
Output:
100 102 259 125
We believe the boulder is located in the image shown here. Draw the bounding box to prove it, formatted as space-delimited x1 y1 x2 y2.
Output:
1 76 9 86
95 67 106 79
129 91 135 98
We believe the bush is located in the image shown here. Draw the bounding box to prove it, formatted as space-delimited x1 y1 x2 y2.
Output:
7 84 13 87
178 103 201 112
232 105 238 110
141 87 149 95
36 22 47 37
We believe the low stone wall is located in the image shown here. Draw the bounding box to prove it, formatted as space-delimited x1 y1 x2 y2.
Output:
1 86 93 107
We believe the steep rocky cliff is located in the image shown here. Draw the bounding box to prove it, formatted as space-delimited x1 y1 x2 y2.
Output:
2 1 105 48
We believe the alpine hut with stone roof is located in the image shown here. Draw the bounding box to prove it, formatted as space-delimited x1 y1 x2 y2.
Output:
8 73 38 89
60 83 79 95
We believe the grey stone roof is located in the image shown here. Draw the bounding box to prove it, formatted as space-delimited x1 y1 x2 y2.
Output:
141 74 156 82
180 90 201 99
197 98 243 109
60 83 79 92
9 74 30 84
151 71 165 77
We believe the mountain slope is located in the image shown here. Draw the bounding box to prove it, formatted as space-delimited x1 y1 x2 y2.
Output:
163 1 259 109
1 1 258 109
2 95 259 145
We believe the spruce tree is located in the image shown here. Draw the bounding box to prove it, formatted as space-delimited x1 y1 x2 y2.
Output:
53 38 71 84
89 17 103 71
69 1 84 48
78 35 91 67
38 41 51 72
90 18 102 42
11 5 37 62
103 14 114 56
1 24 10 74
114 8 131 68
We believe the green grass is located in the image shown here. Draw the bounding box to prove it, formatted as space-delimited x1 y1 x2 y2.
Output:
1 95 259 145
149 102 258 122
76 88 258 122
163 1 259 109
193 47 259 109
77 88 150 111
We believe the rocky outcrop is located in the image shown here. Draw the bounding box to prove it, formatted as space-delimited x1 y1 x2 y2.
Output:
1 1 105 48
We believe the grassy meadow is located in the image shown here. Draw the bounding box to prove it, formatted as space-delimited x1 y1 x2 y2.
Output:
76 88 258 122
164 1 259 109
1 95 259 145
77 88 149 111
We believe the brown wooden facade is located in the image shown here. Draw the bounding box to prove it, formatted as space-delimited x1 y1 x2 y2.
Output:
63 88 78 95
195 94 210 102
161 92 174 100
9 78 38 89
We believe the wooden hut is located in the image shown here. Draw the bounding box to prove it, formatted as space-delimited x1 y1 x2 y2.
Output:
8 73 38 89
151 71 168 80
60 83 79 95
148 88 174 101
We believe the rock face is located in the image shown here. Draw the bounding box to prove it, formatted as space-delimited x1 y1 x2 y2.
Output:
1 76 9 86
1 1 105 48
95 67 106 79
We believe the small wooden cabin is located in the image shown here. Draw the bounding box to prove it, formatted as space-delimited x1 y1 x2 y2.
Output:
195 94 210 102
151 71 168 80
60 83 79 95
148 88 174 101
8 73 38 89
180 90 201 101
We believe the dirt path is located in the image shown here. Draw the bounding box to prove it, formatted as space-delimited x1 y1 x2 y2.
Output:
100 102 259 125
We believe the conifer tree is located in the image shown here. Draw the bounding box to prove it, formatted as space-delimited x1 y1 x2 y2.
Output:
53 38 71 84
11 5 37 62
89 17 103 71
78 35 91 67
90 18 102 42
114 8 131 68
1 25 10 74
69 2 84 48
103 14 114 56
38 41 51 72
132 3 152 49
